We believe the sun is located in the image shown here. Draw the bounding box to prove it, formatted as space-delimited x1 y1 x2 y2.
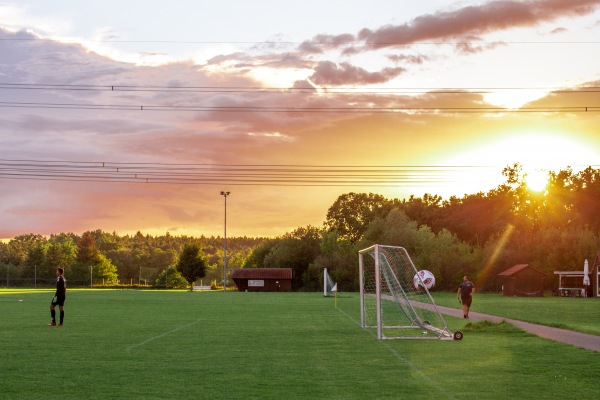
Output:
525 169 548 192
434 131 600 198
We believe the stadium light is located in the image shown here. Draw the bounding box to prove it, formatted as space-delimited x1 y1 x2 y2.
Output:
220 191 230 293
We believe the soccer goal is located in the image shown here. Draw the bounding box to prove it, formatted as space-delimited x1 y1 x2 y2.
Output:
358 244 462 340
323 268 337 297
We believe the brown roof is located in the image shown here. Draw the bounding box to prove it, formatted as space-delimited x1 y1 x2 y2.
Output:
231 268 292 279
498 264 547 277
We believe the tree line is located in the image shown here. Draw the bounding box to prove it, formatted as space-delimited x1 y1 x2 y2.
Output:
0 231 267 288
2 164 599 292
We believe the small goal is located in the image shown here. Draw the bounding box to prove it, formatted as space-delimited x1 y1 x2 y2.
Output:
358 244 462 340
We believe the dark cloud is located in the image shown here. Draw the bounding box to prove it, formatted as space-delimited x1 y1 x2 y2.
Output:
454 37 506 54
291 80 317 91
549 26 568 34
295 0 600 53
386 53 429 64
255 0 600 87
309 61 405 85
358 0 600 48
206 51 312 70
298 33 356 54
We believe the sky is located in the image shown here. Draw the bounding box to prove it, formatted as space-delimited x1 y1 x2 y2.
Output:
1 0 600 239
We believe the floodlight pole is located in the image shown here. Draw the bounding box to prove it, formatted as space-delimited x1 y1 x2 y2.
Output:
220 191 230 293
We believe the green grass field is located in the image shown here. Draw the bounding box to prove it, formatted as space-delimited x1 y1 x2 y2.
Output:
1 290 598 399
432 292 600 336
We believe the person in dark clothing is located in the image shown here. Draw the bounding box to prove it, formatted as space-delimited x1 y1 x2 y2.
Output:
456 275 475 319
49 268 66 326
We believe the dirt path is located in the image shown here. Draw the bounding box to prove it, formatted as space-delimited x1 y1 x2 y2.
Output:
435 304 600 352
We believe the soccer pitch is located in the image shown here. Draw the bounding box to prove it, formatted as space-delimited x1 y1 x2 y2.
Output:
1 290 598 399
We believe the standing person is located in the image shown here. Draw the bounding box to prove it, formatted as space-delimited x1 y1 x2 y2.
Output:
49 267 66 326
457 275 475 319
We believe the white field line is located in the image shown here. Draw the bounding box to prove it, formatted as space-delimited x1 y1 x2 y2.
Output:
335 306 455 400
126 319 202 351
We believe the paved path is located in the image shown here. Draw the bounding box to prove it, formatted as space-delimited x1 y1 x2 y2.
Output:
435 304 600 352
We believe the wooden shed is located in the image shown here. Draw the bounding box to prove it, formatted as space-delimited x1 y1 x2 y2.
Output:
498 264 547 297
230 268 292 292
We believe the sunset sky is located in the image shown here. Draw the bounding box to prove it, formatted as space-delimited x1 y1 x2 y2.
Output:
1 0 599 239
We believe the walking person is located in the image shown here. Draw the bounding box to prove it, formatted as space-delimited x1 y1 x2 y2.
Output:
457 275 475 319
49 267 66 326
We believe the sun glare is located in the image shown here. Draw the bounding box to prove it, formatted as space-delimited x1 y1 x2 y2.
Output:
483 90 549 109
525 169 548 192
250 67 310 88
437 132 599 198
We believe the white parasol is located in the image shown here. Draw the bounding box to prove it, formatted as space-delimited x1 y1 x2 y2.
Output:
583 259 590 286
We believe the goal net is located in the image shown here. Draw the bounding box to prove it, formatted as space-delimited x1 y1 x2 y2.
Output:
323 268 337 297
359 244 460 340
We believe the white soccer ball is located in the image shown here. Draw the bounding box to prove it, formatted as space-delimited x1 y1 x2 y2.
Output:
413 270 435 290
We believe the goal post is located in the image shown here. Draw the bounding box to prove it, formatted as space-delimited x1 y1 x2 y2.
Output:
359 244 462 340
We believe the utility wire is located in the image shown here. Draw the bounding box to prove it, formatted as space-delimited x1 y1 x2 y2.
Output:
2 160 597 187
2 38 600 45
1 82 597 114
1 83 599 94
0 160 503 187
0 101 597 114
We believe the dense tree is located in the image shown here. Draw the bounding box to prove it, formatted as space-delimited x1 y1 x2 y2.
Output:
402 193 443 231
1 234 45 266
176 243 207 290
571 167 600 228
47 234 78 271
77 231 98 264
105 248 140 282
242 239 279 268
359 208 481 290
264 226 322 290
91 253 119 285
24 241 49 278
325 192 395 243
437 189 513 246
155 266 188 289
307 231 357 291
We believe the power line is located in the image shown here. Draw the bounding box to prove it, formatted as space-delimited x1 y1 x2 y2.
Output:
2 82 597 114
0 101 597 114
1 83 599 95
0 159 500 187
0 159 596 187
2 38 600 45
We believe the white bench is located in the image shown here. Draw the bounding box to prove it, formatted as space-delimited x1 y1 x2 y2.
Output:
192 285 211 291
558 288 586 297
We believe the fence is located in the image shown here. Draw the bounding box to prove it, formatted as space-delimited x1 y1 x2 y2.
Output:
0 264 163 288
